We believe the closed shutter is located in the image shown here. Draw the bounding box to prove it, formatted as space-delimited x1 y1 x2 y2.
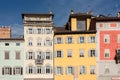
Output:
2 67 4 75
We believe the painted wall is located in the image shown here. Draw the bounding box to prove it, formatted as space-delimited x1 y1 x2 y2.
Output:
54 34 96 80
0 40 24 80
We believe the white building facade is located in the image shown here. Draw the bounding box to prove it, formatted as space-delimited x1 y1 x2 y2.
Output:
22 13 54 80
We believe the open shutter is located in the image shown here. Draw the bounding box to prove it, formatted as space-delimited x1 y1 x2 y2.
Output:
72 67 74 74
61 50 63 57
26 67 28 74
54 51 57 58
66 67 68 74
42 66 45 74
34 67 36 74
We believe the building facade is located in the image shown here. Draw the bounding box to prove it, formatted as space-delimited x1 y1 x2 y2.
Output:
96 17 120 80
22 13 54 80
54 11 97 80
0 26 11 38
0 38 24 80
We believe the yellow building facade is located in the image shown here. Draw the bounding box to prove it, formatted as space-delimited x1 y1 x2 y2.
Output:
54 11 96 80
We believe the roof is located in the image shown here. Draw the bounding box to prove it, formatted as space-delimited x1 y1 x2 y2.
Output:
22 13 54 19
0 38 24 41
95 17 120 22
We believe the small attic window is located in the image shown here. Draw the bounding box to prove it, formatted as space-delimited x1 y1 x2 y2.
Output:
77 20 86 31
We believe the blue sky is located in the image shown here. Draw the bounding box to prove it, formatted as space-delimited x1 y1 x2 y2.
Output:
0 0 120 37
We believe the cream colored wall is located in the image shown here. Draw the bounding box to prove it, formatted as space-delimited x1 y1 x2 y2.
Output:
24 26 53 78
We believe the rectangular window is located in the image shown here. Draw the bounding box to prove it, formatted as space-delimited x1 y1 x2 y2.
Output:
46 52 51 59
5 43 9 46
67 37 73 44
45 40 52 46
80 66 86 74
57 50 63 58
46 28 51 34
5 51 9 60
28 40 32 46
89 49 96 57
90 66 95 74
80 49 84 57
89 36 95 43
27 52 34 59
118 34 120 43
16 51 20 60
28 28 33 34
2 67 12 75
16 43 20 46
67 50 72 57
104 34 110 43
27 66 33 74
13 67 23 75
37 66 42 74
104 49 110 58
79 36 85 43
38 28 42 34
56 67 62 74
46 66 51 74
67 66 74 74
77 20 86 31
57 37 63 44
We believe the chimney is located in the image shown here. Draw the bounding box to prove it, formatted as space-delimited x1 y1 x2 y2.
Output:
88 10 93 15
117 12 120 17
49 10 53 14
70 10 74 14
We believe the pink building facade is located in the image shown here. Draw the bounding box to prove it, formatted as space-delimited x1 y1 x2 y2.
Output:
96 18 120 80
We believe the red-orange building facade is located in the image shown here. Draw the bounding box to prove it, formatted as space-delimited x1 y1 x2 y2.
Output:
0 26 11 38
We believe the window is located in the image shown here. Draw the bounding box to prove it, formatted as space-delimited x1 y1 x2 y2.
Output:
80 49 84 57
46 52 51 59
67 66 74 74
56 50 63 58
37 38 41 46
38 28 42 34
5 51 9 60
13 67 23 75
16 43 20 46
26 51 34 59
56 67 63 74
46 66 51 74
56 37 63 44
37 51 43 59
28 66 33 74
2 67 12 75
80 66 86 74
45 39 52 46
28 39 32 46
5 43 9 46
28 28 33 34
67 50 72 57
37 66 42 74
104 49 110 58
78 36 85 43
105 67 110 74
90 66 95 74
89 36 95 43
16 51 20 60
67 37 73 44
118 34 120 43
89 49 96 57
46 28 51 34
104 34 110 43
77 20 86 30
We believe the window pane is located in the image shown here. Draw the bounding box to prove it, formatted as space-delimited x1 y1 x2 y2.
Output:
77 20 86 30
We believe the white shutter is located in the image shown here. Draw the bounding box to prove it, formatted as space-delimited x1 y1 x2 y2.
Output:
26 67 28 74
54 51 57 58
50 66 53 74
42 66 45 74
34 66 36 74
61 50 63 57
66 67 68 74
26 52 28 59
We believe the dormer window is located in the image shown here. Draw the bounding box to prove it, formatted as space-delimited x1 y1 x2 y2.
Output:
77 20 86 31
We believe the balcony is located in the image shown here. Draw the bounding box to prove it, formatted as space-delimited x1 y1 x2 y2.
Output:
115 49 120 64
35 59 44 65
